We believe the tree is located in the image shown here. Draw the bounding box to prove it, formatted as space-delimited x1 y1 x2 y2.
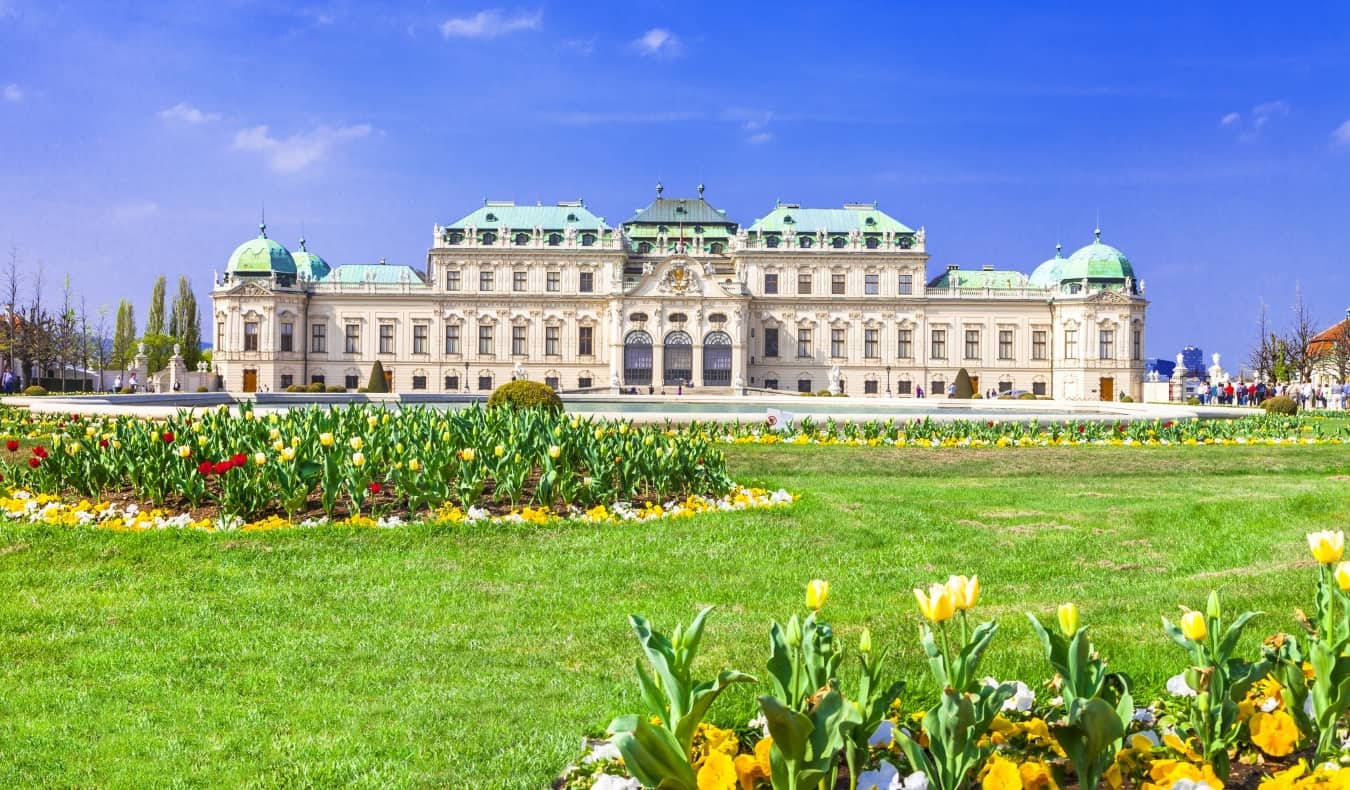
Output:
168 276 201 368
367 360 389 393
953 368 974 399
145 275 166 337
111 299 137 372
91 302 111 391
1 246 20 385
1286 283 1319 383
1247 300 1273 382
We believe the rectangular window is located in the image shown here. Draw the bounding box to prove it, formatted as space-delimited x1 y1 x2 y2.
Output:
310 323 326 353
797 328 812 358
931 379 945 396
897 328 913 358
345 374 359 389
864 380 879 394
578 326 593 356
964 329 980 360
217 320 225 349
413 324 428 354
898 273 914 295
310 374 325 385
545 325 559 356
544 376 559 389
1032 381 1047 396
831 272 846 295
764 327 779 358
278 321 294 352
864 274 879 295
445 324 460 354
1099 329 1114 360
478 324 494 355
345 324 360 354
864 328 879 358
511 325 527 355
280 374 293 388
546 271 560 292
764 378 779 390
478 375 493 391
831 328 845 358
930 329 947 359
897 379 913 395
1064 329 1078 359
797 378 812 393
1132 329 1141 361
1032 330 1047 360
243 321 259 352
998 329 1013 360
412 375 427 390
479 270 494 291
378 324 394 354
578 271 594 293
443 374 459 391
446 269 461 291
577 375 592 389
764 273 779 294
797 271 812 294
513 270 527 292
999 380 1013 393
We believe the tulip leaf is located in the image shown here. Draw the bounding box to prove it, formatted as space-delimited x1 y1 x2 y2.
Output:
674 669 757 753
1217 610 1263 659
609 714 698 790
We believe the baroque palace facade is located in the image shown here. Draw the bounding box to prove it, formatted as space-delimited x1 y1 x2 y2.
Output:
211 185 1148 400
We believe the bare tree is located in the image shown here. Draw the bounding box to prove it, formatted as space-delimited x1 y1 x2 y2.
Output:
91 302 111 392
1248 299 1273 382
1 246 20 388
1286 282 1319 383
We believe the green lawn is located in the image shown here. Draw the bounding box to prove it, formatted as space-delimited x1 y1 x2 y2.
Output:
1 445 1348 788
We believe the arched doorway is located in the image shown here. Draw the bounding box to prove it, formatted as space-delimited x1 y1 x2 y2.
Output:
703 331 732 386
663 331 693 385
623 331 653 385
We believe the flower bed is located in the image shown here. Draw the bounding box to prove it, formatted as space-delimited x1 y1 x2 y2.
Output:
0 404 764 526
559 532 1350 790
701 414 1350 448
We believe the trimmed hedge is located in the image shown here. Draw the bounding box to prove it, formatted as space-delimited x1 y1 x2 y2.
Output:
487 379 563 412
953 368 973 399
1262 395 1298 415
22 385 48 396
367 361 389 394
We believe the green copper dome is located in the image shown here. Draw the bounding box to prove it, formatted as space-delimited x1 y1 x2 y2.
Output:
291 238 331 281
1059 231 1134 283
226 224 297 277
1028 245 1067 288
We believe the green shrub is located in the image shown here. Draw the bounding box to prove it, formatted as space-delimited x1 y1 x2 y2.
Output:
953 368 974 399
1186 397 1201 406
1262 395 1298 415
1018 392 1037 400
816 389 833 397
286 384 305 393
800 392 814 397
487 379 563 412
971 392 983 399
22 385 47 397
998 394 1014 400
305 382 325 394
119 387 134 395
326 385 346 394
196 386 208 393
367 361 389 393
357 387 368 393
1120 394 1134 403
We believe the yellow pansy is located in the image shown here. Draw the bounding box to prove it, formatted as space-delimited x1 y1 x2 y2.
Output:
981 753 1022 790
697 750 736 790
1249 709 1299 756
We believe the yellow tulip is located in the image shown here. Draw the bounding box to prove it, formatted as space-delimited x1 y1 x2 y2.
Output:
946 575 979 611
495 444 505 458
1057 603 1080 637
319 432 334 447
280 446 296 461
805 579 829 610
351 451 366 468
1308 530 1345 564
408 458 421 472
349 436 364 451
858 627 872 655
459 448 476 462
548 445 561 460
1337 563 1350 592
1180 610 1207 642
914 583 956 623
253 452 267 466
272 440 285 452
176 445 193 459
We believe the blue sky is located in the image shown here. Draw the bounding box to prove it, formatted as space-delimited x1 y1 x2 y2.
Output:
3 1 1350 363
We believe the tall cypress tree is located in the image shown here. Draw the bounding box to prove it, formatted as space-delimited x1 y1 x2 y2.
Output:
111 299 136 371
145 275 166 337
168 276 200 367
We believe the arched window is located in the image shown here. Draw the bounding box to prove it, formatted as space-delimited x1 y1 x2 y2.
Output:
637 241 652 254
709 242 723 254
581 233 596 247
799 236 813 249
514 233 529 246
623 331 653 386
765 236 780 249
547 233 562 246
663 331 693 385
703 331 733 386
831 237 846 248
899 236 912 250
865 236 879 249
480 232 496 245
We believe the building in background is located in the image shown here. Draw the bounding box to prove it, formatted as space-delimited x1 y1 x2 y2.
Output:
1181 345 1205 378
211 185 1149 400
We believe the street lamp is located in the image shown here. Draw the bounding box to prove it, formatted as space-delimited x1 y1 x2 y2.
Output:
885 365 892 397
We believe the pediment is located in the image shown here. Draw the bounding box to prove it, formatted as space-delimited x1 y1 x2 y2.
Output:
1087 289 1131 305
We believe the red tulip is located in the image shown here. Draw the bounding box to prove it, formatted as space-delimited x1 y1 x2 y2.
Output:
162 432 175 443
5 440 17 452
212 461 230 475
231 453 247 466
368 482 382 495
27 457 40 469
197 460 212 476
99 439 109 448
32 446 47 459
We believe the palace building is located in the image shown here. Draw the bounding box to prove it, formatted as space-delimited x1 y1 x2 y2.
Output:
211 185 1148 400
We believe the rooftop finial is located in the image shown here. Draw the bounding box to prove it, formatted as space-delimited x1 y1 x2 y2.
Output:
299 236 307 251
1056 242 1063 256
1094 210 1101 242
697 182 705 197
656 181 664 196
259 202 267 238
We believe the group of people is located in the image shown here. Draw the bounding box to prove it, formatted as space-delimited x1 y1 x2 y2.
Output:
1196 380 1350 409
0 370 20 394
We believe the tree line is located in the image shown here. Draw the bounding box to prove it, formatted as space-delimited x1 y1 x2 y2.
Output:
1 246 203 392
1248 283 1350 384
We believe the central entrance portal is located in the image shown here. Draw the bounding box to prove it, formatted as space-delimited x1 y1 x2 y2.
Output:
702 331 732 386
663 331 692 386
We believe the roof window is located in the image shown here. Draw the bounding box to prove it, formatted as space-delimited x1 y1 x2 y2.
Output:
865 217 876 226
566 213 578 222
485 213 497 222
783 215 794 224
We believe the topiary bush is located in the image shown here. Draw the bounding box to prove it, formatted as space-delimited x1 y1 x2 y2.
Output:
1018 392 1037 400
286 384 305 393
326 385 346 393
22 385 47 396
487 379 563 412
998 394 1014 400
1120 394 1135 403
971 392 983 399
953 368 974 399
119 387 134 395
306 382 325 394
367 361 389 394
1186 397 1201 406
1262 395 1298 415
816 389 833 397
196 386 208 393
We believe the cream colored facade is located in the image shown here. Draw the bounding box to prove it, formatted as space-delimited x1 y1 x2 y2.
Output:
212 192 1148 400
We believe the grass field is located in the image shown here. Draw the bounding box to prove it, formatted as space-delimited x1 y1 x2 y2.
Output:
1 444 1348 788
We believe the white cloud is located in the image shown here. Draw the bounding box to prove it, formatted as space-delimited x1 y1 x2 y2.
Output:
440 9 542 39
232 124 373 174
1219 112 1240 126
1333 120 1350 146
158 102 219 124
1251 100 1289 129
632 28 682 58
3 83 24 103
1223 100 1289 141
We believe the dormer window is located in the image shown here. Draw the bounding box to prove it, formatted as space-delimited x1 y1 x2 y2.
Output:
447 231 464 244
638 241 652 254
581 233 596 247
675 206 686 214
783 215 794 224
480 232 496 244
765 235 780 249
899 236 912 250
865 237 879 249
567 213 578 222
694 225 704 234
709 242 723 254
831 237 846 249
548 233 562 246
865 217 876 226
514 233 529 246
485 212 497 222
799 236 813 249
658 225 668 233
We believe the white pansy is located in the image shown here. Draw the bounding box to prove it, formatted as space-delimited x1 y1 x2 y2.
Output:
1260 695 1280 712
591 775 641 790
855 759 898 790
900 771 930 790
582 740 622 764
1166 672 1197 697
747 713 769 737
1132 707 1157 725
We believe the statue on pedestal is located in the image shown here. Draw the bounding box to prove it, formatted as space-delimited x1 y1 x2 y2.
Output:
828 365 843 395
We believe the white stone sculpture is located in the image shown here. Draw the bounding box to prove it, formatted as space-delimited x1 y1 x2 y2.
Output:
828 364 842 395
